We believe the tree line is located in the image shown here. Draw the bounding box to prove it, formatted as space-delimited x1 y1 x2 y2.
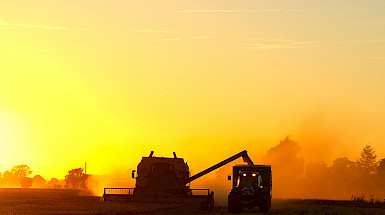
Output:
0 166 89 190
264 136 385 200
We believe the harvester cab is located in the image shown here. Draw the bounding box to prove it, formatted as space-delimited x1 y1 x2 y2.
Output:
132 151 191 198
228 165 272 213
103 151 214 210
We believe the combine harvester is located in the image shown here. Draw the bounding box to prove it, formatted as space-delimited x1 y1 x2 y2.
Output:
103 150 271 212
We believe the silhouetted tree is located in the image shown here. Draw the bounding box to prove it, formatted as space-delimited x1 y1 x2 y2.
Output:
2 170 18 187
373 158 385 194
264 136 304 173
301 162 331 198
358 144 377 174
49 178 61 189
65 168 88 189
376 158 385 175
331 157 355 173
32 175 46 188
20 177 33 188
11 165 32 178
263 136 304 198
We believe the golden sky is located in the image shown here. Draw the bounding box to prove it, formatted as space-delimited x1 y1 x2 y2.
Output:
1 0 385 179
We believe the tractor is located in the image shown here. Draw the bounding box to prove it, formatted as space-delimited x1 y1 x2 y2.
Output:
228 165 272 213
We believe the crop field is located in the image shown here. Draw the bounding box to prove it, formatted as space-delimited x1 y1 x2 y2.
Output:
0 188 179 214
0 189 384 215
212 199 385 215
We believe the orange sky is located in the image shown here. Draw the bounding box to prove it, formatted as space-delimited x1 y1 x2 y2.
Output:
1 0 385 179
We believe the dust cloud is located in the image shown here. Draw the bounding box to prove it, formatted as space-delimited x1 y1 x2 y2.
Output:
189 136 385 203
84 108 385 202
294 108 369 164
86 136 385 204
263 136 385 200
86 169 135 196
188 161 243 206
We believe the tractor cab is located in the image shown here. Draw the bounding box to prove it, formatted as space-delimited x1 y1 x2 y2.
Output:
236 171 263 188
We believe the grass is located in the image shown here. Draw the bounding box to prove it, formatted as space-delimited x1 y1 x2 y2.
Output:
350 194 385 208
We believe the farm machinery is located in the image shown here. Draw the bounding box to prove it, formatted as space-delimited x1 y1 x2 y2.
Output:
103 150 271 212
228 165 272 213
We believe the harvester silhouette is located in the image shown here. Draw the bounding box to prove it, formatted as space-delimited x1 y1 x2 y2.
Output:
103 150 272 212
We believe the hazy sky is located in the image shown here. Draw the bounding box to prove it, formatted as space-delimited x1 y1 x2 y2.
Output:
1 0 385 179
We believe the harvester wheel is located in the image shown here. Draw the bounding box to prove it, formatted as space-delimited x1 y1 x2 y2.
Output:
208 191 214 210
199 191 214 211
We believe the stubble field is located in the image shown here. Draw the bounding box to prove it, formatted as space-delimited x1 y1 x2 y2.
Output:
0 189 384 215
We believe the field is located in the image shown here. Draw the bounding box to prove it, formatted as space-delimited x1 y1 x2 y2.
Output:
0 189 384 215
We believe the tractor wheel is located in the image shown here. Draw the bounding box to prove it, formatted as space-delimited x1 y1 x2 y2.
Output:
228 194 242 213
259 198 271 213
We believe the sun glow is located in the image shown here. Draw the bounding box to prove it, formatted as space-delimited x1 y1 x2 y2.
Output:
0 0 384 190
0 109 28 171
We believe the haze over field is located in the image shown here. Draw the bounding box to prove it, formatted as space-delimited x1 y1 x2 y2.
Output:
1 0 385 201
